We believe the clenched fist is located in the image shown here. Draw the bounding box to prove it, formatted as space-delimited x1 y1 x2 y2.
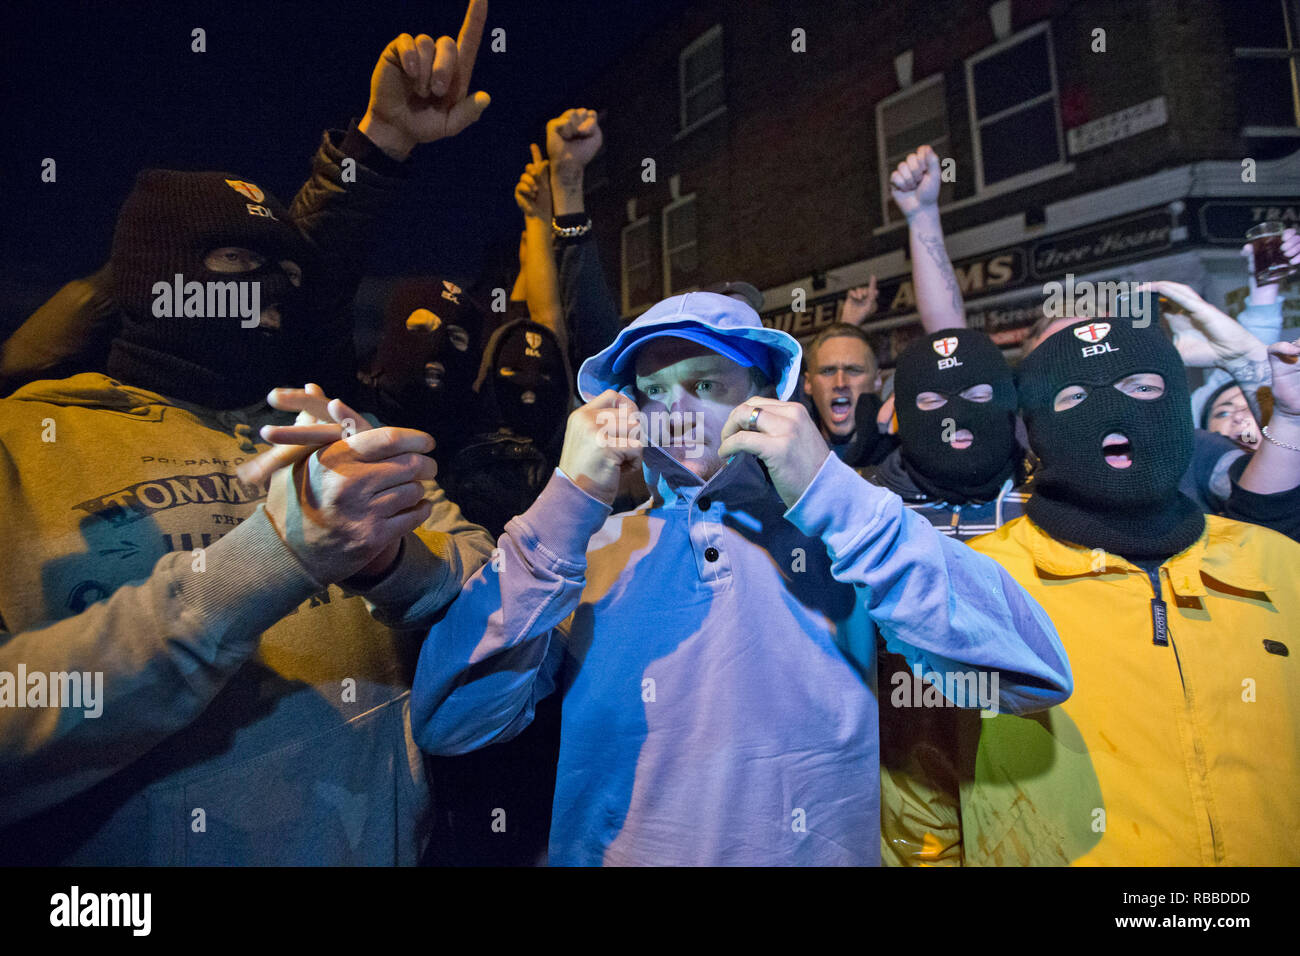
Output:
890 144 942 221
547 108 603 186
839 277 879 327
559 390 645 505
717 398 830 509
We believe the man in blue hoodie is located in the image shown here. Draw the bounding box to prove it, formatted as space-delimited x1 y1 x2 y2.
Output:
410 291 1072 865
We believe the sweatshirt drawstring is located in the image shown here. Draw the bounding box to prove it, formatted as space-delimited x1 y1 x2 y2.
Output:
995 477 1013 529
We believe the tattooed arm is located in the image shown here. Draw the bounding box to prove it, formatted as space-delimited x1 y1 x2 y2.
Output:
914 225 966 331
1225 353 1272 428
1151 281 1272 426
890 146 965 331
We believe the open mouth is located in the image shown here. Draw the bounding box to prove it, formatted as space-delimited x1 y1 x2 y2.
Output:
1103 432 1133 469
829 396 853 424
949 429 973 450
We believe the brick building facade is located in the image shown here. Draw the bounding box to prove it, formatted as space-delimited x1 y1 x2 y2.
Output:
572 0 1300 365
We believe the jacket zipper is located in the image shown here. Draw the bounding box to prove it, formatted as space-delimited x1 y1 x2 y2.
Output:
1145 567 1169 647
1145 565 1222 862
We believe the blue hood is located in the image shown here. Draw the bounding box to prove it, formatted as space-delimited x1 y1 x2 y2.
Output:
577 292 802 402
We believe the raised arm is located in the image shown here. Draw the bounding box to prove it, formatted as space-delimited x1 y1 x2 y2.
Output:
287 2 493 398
1152 281 1274 430
891 146 965 332
514 145 565 348
547 108 621 367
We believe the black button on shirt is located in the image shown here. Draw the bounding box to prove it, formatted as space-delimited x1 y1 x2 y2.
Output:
698 496 712 511
704 547 720 562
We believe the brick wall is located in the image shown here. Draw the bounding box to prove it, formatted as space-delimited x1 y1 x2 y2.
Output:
575 0 1251 316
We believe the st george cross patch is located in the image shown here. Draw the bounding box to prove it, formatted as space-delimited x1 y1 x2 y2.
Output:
1073 322 1111 343
224 179 265 203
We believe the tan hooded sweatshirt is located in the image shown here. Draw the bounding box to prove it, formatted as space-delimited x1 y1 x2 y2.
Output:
0 373 493 863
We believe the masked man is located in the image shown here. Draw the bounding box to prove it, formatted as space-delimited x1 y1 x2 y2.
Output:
865 328 1027 539
952 319 1300 864
0 8 497 864
407 291 1072 866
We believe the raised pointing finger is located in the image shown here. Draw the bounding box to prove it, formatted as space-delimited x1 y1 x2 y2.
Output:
452 0 488 102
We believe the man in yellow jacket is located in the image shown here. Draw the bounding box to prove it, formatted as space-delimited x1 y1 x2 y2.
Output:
946 317 1300 865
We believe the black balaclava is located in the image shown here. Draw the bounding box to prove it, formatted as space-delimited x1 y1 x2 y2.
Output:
1017 318 1204 561
488 322 569 444
893 328 1020 504
361 277 484 454
106 170 306 408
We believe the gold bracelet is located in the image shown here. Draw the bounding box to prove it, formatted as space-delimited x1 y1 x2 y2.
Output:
1261 425 1300 452
552 216 592 239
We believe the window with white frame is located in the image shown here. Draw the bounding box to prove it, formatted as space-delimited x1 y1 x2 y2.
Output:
621 217 654 315
1229 0 1300 132
966 22 1066 192
662 195 699 295
680 25 725 132
876 74 954 223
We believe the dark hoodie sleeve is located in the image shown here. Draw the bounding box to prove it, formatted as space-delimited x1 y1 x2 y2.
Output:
1180 428 1245 513
556 227 622 374
1223 452 1300 541
286 123 411 401
1 265 118 395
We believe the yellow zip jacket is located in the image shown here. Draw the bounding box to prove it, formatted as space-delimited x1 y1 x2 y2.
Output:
947 513 1300 865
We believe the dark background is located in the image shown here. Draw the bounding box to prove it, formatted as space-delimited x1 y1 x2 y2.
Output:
0 0 690 332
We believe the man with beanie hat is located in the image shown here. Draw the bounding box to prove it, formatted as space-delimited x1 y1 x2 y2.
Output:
357 277 486 455
864 328 1028 539
0 3 499 863
934 318 1300 864
105 171 311 409
406 290 1072 866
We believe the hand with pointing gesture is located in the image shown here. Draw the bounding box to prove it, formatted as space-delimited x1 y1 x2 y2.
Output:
359 0 491 160
514 144 552 221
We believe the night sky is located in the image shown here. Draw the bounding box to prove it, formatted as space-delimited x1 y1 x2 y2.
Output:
1 0 689 326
